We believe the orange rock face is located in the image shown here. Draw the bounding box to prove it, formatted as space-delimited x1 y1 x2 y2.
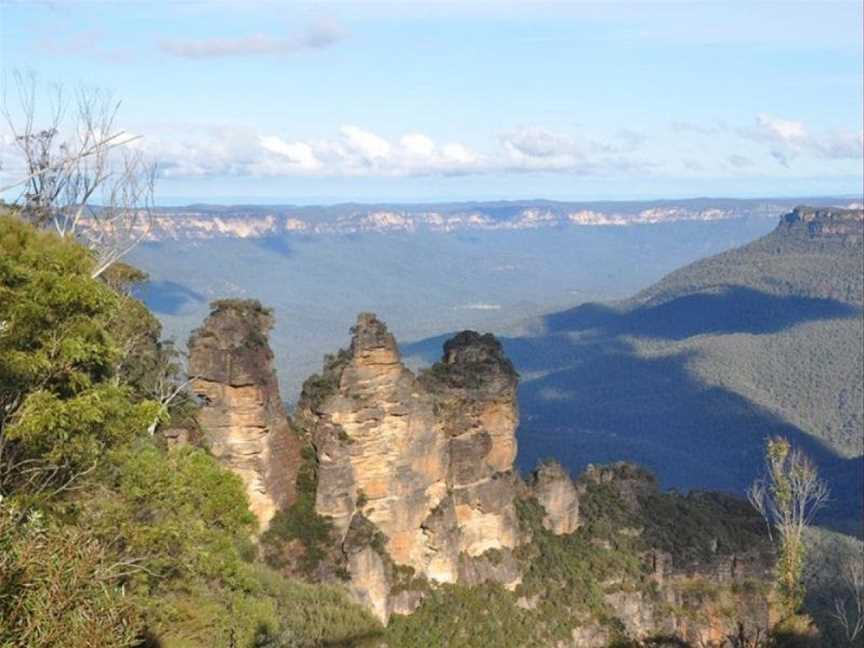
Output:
188 300 301 530
295 314 522 622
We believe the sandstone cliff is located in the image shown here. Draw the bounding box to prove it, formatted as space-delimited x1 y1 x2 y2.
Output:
294 314 522 622
560 463 777 647
780 205 864 243
528 460 580 535
188 299 301 529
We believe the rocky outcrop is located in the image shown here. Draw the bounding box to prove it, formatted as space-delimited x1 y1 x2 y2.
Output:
188 299 301 529
189 304 777 640
419 331 521 558
529 460 580 535
553 462 777 647
295 314 521 622
779 206 864 244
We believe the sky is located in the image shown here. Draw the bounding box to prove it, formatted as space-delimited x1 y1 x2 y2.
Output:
1 0 862 204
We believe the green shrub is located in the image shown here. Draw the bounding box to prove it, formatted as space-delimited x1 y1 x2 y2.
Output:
384 583 532 648
0 498 142 647
261 443 335 576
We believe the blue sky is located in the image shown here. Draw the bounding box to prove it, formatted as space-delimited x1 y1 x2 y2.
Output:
1 0 862 203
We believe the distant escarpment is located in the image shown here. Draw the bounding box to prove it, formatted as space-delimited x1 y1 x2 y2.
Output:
125 197 857 240
777 205 864 244
188 299 301 528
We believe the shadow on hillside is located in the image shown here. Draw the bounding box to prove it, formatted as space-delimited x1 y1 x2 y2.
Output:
510 341 862 533
400 289 864 535
255 235 295 258
543 285 861 341
134 280 206 315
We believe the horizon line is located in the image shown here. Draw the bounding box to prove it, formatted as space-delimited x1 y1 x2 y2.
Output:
147 193 863 209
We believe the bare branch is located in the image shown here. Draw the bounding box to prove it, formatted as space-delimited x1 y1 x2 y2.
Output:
748 436 831 615
2 71 156 275
830 557 864 643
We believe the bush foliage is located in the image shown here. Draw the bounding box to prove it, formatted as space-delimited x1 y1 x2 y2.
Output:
0 213 379 647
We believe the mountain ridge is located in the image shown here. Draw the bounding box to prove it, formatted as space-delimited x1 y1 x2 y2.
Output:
123 197 860 239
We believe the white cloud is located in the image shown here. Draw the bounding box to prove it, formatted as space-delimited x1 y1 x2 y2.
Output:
501 126 581 159
756 114 807 142
124 123 653 179
259 136 321 171
127 125 482 178
5 112 858 185
441 143 477 166
498 126 648 174
339 126 392 162
741 114 863 166
401 133 436 157
160 19 347 58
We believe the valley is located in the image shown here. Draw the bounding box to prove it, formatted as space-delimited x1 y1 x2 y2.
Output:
404 206 864 534
130 199 797 402
130 200 863 535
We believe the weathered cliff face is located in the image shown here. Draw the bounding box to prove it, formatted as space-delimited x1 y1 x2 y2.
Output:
294 317 777 638
188 299 301 529
545 463 777 647
779 205 864 243
295 314 521 622
419 331 521 558
529 460 580 535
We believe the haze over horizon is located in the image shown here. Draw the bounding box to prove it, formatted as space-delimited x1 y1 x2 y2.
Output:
2 1 862 204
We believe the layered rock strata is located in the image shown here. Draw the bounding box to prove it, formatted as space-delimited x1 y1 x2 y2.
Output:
780 205 864 242
188 299 301 529
295 314 522 621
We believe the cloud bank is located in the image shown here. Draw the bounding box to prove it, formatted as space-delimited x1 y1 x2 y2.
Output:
127 124 651 179
741 114 863 167
160 19 347 58
3 115 859 183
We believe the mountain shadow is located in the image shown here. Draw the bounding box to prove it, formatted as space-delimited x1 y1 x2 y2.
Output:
543 286 861 341
403 327 862 535
510 335 862 535
255 235 295 258
134 280 206 315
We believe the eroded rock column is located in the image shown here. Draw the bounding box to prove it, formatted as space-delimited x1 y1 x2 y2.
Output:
188 299 301 530
296 314 524 622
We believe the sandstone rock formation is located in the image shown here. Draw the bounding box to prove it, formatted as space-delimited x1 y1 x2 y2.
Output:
188 299 301 529
529 460 580 535
189 305 777 642
295 317 777 636
419 331 521 558
295 314 521 622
